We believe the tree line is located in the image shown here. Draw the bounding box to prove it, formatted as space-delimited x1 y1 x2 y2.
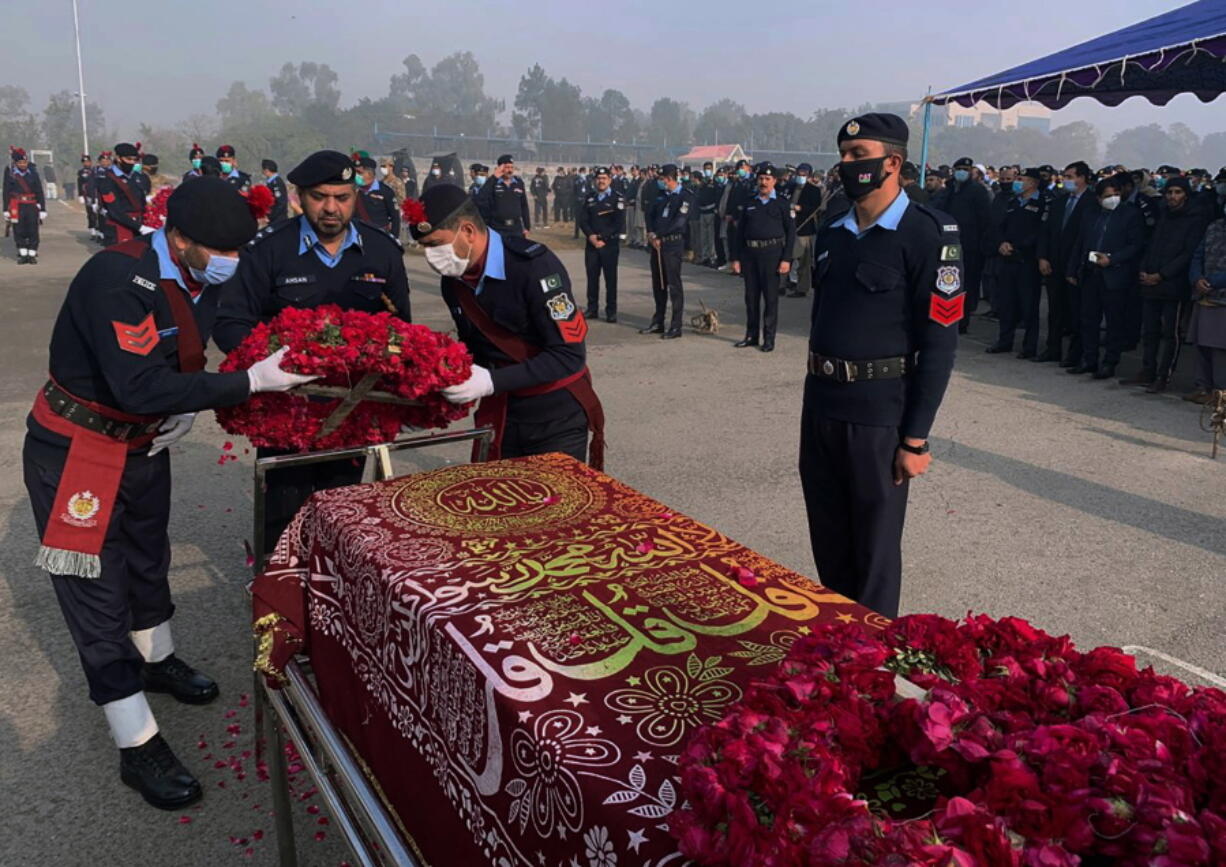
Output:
4 52 1226 184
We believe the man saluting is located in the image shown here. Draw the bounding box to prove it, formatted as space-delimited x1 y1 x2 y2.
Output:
23 178 313 810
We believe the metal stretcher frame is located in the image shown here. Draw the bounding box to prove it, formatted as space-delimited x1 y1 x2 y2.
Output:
252 427 494 867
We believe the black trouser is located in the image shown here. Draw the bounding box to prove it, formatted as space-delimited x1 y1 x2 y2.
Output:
533 196 548 224
14 203 39 251
649 240 684 331
963 251 984 315
24 436 175 705
502 406 588 463
1080 270 1127 368
994 260 1041 353
714 220 726 265
1123 282 1144 349
258 447 365 556
798 401 908 618
1197 345 1226 389
1043 267 1079 358
553 198 564 223
725 222 738 269
1141 298 1182 380
742 243 784 344
87 200 99 231
584 240 619 316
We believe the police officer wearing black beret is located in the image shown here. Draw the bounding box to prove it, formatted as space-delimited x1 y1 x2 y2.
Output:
353 153 400 236
474 153 531 237
643 164 694 339
407 184 605 466
731 163 795 352
182 143 206 183
261 159 289 223
801 113 963 618
215 144 252 193
577 166 626 323
214 149 412 553
23 177 316 811
97 142 149 245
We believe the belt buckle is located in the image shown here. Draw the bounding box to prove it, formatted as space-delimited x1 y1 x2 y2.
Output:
112 421 134 441
820 358 836 377
841 361 857 383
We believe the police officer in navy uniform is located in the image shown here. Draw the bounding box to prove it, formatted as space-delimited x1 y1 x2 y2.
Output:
643 164 693 339
182 143 206 183
801 113 962 618
215 144 252 193
577 166 626 323
22 178 315 810
475 154 531 238
214 150 412 554
261 159 289 223
986 168 1047 358
530 166 551 228
4 146 46 264
407 184 605 467
77 153 100 239
468 162 488 199
731 163 795 352
97 142 150 245
353 154 400 236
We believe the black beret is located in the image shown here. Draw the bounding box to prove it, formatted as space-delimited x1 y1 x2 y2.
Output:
1215 168 1226 181
114 142 140 158
165 177 257 250
216 144 236 159
734 159 750 169
659 163 678 179
1021 168 1043 181
796 162 813 173
189 143 205 158
496 154 514 165
1164 176 1191 193
593 165 610 176
837 113 909 148
261 159 278 172
409 184 472 240
952 156 974 169
355 156 377 171
80 154 91 163
469 162 483 172
755 163 778 177
1040 164 1055 173
141 154 159 166
287 150 355 187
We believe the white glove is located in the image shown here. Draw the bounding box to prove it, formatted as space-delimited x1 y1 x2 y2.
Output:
39 211 46 222
147 413 196 457
247 346 319 393
3 213 10 223
139 225 156 236
78 196 85 204
441 365 494 404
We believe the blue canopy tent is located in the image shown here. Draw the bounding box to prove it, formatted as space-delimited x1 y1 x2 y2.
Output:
918 0 1226 180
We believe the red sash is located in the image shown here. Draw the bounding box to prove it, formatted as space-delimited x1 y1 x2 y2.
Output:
7 173 36 219
104 174 144 240
448 279 606 470
32 240 205 578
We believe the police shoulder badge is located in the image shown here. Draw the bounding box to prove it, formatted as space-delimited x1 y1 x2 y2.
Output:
546 292 575 320
935 265 961 295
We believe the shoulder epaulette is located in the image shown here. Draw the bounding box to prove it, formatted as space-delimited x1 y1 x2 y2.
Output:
355 219 404 252
247 217 298 247
818 207 850 231
913 203 960 234
502 234 548 258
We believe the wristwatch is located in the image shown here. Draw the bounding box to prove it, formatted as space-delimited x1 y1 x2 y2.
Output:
898 440 930 455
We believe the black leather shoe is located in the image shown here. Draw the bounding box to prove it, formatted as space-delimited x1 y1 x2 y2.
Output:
142 655 219 705
759 342 775 353
1067 364 1096 375
28 254 37 265
1031 351 1059 363
1016 351 1036 360
584 308 598 319
120 734 203 810
785 290 807 298
984 345 1012 354
605 312 617 323
639 323 664 334
1119 373 1155 387
1092 365 1116 380
1145 378 1168 394
1058 357 1077 368
733 337 758 348
661 329 682 340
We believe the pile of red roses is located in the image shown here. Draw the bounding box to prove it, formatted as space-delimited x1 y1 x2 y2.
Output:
216 305 473 450
142 186 173 228
669 614 1226 866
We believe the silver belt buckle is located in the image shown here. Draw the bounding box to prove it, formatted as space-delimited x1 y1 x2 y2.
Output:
821 359 835 376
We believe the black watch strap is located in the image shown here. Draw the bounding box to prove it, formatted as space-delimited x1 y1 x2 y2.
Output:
899 440 930 455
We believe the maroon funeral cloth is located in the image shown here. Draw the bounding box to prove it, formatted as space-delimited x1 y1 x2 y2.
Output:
253 453 885 866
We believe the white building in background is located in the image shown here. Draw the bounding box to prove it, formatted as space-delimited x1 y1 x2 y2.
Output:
873 100 1053 133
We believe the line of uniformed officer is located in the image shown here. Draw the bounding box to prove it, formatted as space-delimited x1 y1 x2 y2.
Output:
4 146 46 264
474 154 531 237
731 163 796 352
642 164 693 339
577 166 626 323
214 150 412 554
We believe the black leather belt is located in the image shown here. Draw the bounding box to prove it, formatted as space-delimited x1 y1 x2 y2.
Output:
807 353 911 383
42 381 162 441
657 233 683 243
498 218 520 227
746 237 786 249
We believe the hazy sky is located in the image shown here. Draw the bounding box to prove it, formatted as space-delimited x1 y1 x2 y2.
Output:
2 0 1222 142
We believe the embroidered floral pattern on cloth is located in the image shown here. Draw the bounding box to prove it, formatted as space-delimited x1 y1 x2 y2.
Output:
252 453 883 866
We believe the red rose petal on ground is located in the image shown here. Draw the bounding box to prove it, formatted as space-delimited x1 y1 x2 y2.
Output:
317 817 329 826
223 441 234 451
313 831 326 842
253 830 264 841
178 816 192 824
306 804 320 815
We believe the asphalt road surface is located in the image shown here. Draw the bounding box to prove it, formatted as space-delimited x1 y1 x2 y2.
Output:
2 204 1223 866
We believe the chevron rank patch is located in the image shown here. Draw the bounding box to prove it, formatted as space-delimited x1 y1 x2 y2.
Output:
929 293 965 327
112 313 159 355
557 311 588 344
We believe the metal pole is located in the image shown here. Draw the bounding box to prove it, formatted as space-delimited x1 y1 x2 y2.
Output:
919 99 933 187
71 0 89 157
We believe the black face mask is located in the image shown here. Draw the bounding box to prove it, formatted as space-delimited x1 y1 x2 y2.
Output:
837 156 889 200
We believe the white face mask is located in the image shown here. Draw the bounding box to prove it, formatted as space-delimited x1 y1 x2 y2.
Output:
378 166 389 177
1100 195 1121 211
423 238 470 277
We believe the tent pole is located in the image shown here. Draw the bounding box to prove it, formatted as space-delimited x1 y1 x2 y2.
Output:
919 99 932 187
